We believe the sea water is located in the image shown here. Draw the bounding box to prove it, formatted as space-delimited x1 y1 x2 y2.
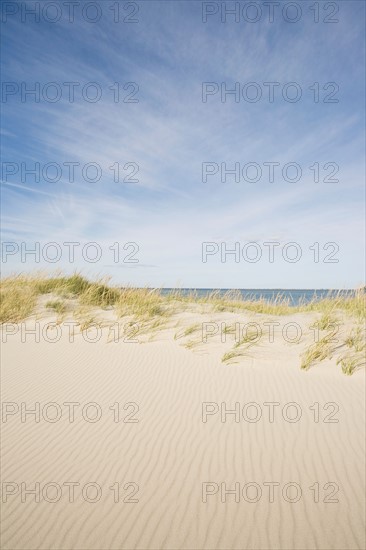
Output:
158 289 358 306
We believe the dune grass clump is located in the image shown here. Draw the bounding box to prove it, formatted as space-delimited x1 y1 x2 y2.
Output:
38 275 118 308
301 337 332 370
184 323 200 336
222 324 236 335
0 274 87 323
46 300 66 314
0 274 169 323
116 288 165 319
337 356 360 376
79 283 120 308
36 274 91 296
79 317 100 332
222 348 249 364
345 326 366 353
0 275 38 323
308 289 365 320
174 323 201 340
235 326 262 348
317 311 338 330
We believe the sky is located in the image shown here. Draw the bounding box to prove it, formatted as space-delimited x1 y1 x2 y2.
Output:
1 0 365 289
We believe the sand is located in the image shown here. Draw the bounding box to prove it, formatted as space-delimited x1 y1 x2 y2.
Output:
1 307 365 549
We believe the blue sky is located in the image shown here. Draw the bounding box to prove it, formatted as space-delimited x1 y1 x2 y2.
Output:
1 0 365 288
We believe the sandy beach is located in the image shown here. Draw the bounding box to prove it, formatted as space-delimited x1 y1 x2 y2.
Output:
1 296 365 550
2 1 365 547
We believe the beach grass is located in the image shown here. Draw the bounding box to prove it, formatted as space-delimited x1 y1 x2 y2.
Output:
300 337 332 370
345 326 366 353
222 348 250 364
0 275 38 323
234 326 262 348
1 273 365 325
46 300 67 314
337 356 361 376
165 287 365 319
1 273 365 375
316 311 338 330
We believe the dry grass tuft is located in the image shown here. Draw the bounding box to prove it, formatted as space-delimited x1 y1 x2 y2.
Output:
0 275 38 323
337 356 362 376
300 337 332 370
345 326 366 353
222 348 250 364
46 300 66 314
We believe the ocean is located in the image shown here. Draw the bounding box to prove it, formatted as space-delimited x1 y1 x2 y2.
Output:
158 289 359 306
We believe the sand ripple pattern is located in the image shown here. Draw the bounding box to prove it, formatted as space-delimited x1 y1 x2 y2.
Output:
1 330 365 549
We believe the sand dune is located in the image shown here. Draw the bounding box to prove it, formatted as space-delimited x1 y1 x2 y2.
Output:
1 312 365 549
